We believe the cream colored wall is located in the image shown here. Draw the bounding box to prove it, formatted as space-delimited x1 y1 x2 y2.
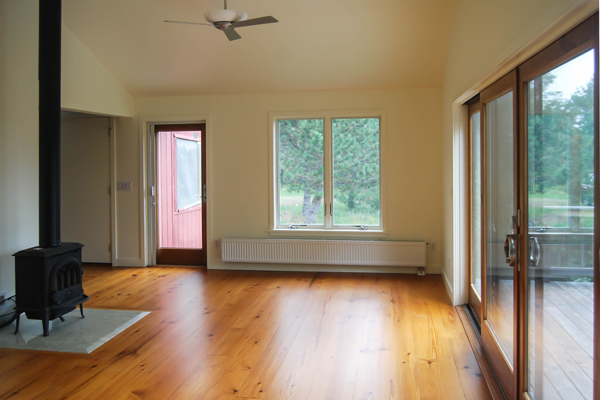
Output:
62 25 135 118
0 0 39 295
133 88 444 272
60 23 140 265
61 117 112 263
114 116 143 265
440 0 597 302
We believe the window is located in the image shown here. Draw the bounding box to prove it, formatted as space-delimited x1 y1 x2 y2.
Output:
526 49 595 232
270 111 385 233
176 136 202 211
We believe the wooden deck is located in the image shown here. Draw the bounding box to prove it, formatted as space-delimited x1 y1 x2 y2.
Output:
497 278 594 399
0 266 492 400
528 279 594 400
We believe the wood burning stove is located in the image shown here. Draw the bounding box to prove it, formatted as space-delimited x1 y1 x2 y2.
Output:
13 243 88 336
13 0 88 337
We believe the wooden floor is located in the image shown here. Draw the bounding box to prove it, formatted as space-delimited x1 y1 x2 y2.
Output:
0 266 492 400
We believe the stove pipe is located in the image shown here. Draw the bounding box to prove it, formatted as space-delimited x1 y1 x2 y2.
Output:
38 0 62 248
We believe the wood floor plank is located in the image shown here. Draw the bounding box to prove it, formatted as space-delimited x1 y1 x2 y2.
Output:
0 266 492 400
267 275 354 399
456 306 505 400
92 276 272 399
234 274 333 398
205 274 319 398
351 277 394 400
448 330 493 400
307 275 371 400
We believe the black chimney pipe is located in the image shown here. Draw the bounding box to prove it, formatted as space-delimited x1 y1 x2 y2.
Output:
38 0 62 248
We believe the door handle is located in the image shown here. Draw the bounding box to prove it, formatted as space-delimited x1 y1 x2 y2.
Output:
528 236 541 267
202 184 207 204
503 233 518 267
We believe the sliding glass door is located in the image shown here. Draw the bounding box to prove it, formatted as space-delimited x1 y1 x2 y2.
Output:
481 71 519 400
519 18 597 400
469 97 483 325
467 14 597 399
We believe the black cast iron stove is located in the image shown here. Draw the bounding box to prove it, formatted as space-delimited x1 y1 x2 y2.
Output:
13 243 88 336
12 0 88 337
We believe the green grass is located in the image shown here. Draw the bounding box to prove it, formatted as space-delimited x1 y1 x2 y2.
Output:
528 185 594 229
279 189 379 226
528 186 570 199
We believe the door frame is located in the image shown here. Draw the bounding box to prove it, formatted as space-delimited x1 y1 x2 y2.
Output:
467 95 483 325
480 69 520 400
451 0 598 308
516 15 598 399
140 115 212 267
154 123 207 265
457 12 598 400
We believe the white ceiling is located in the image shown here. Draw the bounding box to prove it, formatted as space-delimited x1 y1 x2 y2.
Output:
63 0 455 97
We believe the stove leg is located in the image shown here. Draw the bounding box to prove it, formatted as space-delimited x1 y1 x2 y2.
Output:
14 312 21 334
43 312 50 337
79 303 85 318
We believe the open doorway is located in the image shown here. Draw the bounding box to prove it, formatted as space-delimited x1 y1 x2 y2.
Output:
61 112 112 264
153 124 207 265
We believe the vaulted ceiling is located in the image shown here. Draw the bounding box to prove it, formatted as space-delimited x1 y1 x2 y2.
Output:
63 0 455 97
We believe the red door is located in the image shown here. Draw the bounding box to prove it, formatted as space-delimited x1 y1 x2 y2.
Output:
155 124 207 265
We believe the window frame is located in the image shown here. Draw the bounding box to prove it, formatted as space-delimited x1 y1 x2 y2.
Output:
173 133 203 212
268 110 387 237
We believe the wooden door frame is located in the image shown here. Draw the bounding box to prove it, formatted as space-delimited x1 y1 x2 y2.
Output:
480 69 519 400
594 15 599 400
516 14 598 399
454 8 598 400
154 123 207 266
467 95 483 326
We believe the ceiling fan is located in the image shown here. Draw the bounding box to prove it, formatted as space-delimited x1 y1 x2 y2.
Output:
165 0 278 41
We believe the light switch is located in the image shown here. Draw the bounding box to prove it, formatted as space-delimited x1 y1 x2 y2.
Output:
117 181 133 191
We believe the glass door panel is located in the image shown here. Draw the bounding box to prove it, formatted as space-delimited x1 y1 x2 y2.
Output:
525 49 595 400
481 71 518 400
468 97 483 325
176 138 202 212
471 110 483 298
155 124 207 266
485 90 516 367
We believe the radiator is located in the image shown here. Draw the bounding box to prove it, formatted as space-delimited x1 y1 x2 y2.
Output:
221 238 426 267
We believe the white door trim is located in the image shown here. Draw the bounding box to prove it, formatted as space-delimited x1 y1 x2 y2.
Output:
139 115 212 267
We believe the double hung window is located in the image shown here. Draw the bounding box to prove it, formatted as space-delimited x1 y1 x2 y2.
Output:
270 111 385 232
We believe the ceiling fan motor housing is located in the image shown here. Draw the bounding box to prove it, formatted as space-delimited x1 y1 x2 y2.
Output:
204 9 247 24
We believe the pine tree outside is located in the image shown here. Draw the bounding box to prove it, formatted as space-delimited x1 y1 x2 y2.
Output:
277 116 381 228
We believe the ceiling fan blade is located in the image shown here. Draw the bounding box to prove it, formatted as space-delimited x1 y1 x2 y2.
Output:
232 16 278 28
224 28 242 41
164 20 213 27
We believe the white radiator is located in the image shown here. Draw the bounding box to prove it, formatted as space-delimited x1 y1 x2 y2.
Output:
221 238 426 267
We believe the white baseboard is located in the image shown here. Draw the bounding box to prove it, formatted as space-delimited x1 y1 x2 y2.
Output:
113 258 145 267
442 268 455 305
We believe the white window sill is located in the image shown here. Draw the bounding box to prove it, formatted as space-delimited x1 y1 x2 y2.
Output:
268 229 388 239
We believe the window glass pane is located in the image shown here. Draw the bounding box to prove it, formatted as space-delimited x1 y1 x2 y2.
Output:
278 119 324 225
471 112 482 296
485 91 515 367
528 50 595 230
176 138 200 210
527 49 595 400
332 118 380 226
